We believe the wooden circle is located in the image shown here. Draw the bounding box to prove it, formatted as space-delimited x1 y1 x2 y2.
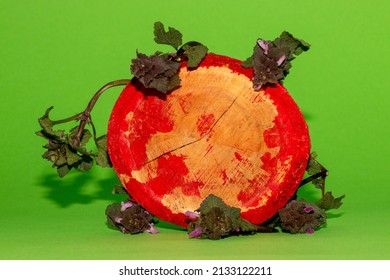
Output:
107 54 310 227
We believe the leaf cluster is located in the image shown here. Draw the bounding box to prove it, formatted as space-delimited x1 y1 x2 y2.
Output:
306 152 345 211
131 52 181 93
243 32 310 90
36 107 111 177
130 22 208 94
269 152 346 234
106 200 158 234
278 200 326 234
187 194 258 240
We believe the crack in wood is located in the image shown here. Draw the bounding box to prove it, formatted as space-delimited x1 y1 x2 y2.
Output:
142 95 239 165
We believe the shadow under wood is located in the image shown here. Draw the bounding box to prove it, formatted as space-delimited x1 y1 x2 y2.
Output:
37 169 123 208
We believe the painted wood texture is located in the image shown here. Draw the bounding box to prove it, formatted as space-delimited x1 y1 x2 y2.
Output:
107 54 310 227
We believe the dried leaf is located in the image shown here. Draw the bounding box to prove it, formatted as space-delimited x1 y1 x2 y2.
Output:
130 52 181 93
278 200 326 234
182 43 208 68
57 164 70 178
37 106 65 138
243 32 310 89
153 21 182 50
68 126 92 150
316 192 345 211
75 156 93 173
38 106 55 133
307 152 322 175
305 152 328 191
273 31 310 58
64 145 82 166
112 184 128 195
241 56 253 68
106 200 158 234
188 194 257 240
94 135 112 167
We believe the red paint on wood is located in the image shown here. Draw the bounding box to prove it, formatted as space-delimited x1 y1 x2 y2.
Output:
234 152 243 162
197 113 216 138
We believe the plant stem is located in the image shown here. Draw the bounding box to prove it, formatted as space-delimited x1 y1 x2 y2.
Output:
73 79 131 146
299 170 327 187
256 224 278 233
52 113 83 125
299 167 328 198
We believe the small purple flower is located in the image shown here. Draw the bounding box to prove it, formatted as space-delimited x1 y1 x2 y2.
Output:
253 84 262 91
73 139 79 147
304 206 314 213
306 228 315 234
189 227 203 238
185 211 200 220
145 223 159 234
277 55 286 66
257 39 269 54
119 226 129 234
120 201 133 211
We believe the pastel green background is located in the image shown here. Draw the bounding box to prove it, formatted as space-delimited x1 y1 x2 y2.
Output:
1 0 389 260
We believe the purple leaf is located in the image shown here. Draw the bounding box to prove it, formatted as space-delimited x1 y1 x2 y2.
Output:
145 223 159 234
304 206 314 213
188 227 203 238
277 55 286 66
306 228 315 234
121 201 133 211
185 210 200 220
257 39 269 54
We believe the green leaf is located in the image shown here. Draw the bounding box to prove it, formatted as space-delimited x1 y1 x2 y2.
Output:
57 164 70 178
312 177 325 190
42 147 67 166
307 152 322 175
94 135 112 168
69 126 92 148
274 31 310 58
316 192 345 211
38 106 55 132
198 194 230 213
75 156 94 172
188 194 258 239
37 106 65 138
68 127 93 158
239 219 258 232
182 43 208 68
153 21 183 50
64 145 82 165
198 195 243 225
306 152 328 191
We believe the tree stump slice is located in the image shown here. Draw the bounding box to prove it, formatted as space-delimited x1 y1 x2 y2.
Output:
107 54 310 227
